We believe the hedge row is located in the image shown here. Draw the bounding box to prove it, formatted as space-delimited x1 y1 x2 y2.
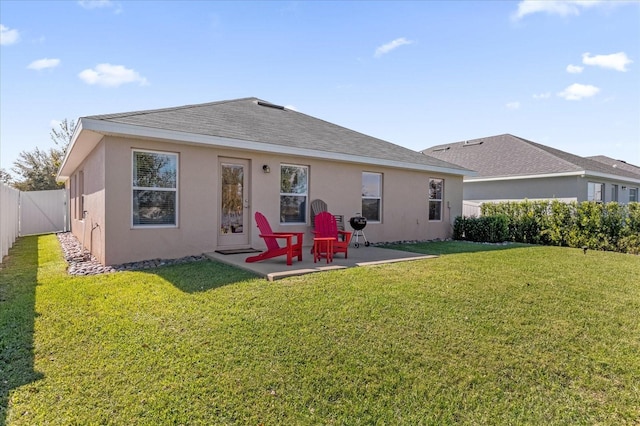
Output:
453 200 640 254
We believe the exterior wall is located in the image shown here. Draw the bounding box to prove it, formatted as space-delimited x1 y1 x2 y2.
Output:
68 140 107 264
579 175 640 204
103 137 218 265
464 176 580 203
464 174 640 205
97 136 464 265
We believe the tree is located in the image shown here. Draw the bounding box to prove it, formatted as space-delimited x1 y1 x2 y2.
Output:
1 168 13 185
10 119 76 191
12 147 65 191
50 118 76 151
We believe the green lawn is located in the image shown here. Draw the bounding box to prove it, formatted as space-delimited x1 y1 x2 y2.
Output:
1 235 639 425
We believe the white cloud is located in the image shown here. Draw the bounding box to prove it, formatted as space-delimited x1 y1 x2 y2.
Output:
506 101 521 110
78 0 112 9
557 83 600 100
27 58 61 70
284 105 298 112
566 64 584 73
582 52 633 72
50 119 61 129
78 63 148 87
78 0 122 13
1 24 20 45
533 92 551 99
374 37 413 58
512 0 619 20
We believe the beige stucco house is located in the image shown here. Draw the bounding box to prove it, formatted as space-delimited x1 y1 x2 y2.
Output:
423 134 640 214
57 97 471 266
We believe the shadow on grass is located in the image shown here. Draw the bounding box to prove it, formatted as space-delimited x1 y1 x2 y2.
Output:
0 237 44 426
148 259 259 293
380 240 532 256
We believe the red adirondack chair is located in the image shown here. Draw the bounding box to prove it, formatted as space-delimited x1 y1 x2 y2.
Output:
245 212 304 266
312 211 352 259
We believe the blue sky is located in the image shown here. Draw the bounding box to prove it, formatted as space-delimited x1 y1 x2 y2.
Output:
1 0 639 173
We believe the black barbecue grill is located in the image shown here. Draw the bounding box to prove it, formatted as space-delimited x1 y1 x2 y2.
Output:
349 214 369 248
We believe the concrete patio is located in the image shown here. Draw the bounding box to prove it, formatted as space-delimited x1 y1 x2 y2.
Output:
205 245 437 281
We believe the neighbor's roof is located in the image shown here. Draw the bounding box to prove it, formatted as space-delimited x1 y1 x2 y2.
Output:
422 134 640 183
586 155 640 178
58 97 471 180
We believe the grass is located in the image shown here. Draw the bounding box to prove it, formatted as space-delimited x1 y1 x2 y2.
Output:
1 235 639 425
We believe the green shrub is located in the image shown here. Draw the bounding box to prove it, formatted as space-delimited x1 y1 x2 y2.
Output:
540 200 575 246
453 216 465 240
466 201 640 254
618 234 640 255
453 214 509 243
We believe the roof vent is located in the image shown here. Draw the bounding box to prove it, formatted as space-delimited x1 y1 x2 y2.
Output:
432 146 451 152
257 101 285 110
463 140 484 147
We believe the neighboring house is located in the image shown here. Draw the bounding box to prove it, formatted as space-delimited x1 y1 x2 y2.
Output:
422 134 640 211
587 155 640 178
57 97 471 265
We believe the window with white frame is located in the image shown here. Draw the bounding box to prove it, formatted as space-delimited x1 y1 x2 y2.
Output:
70 175 76 219
280 164 308 224
132 150 178 226
362 172 382 222
630 188 638 203
78 170 85 220
587 182 604 202
429 178 444 221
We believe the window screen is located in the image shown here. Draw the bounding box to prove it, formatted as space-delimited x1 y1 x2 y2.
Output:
132 150 178 226
429 178 443 221
280 164 308 224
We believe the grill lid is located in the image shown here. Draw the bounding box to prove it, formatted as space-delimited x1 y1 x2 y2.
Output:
349 215 367 230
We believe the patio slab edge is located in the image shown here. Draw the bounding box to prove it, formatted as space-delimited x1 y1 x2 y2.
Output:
205 249 439 281
355 255 438 267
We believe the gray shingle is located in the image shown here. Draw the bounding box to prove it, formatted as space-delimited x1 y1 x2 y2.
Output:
587 155 640 178
422 134 640 180
87 97 468 172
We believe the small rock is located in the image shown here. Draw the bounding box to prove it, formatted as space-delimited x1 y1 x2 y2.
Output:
56 232 206 276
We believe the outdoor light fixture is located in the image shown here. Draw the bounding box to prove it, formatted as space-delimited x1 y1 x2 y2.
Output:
622 186 627 190
262 165 270 173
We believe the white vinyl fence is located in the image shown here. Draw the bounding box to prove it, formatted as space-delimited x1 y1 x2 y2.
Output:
19 189 68 236
0 186 68 264
1 183 20 262
463 201 482 218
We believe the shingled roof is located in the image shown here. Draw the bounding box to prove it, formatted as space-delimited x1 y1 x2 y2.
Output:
587 155 640 178
60 97 468 178
422 134 640 181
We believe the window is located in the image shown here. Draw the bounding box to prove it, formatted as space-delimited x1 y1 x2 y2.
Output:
78 170 85 220
611 184 619 202
132 150 178 226
280 164 308 224
587 182 603 202
70 175 76 219
429 178 444 221
362 172 382 222
630 188 638 203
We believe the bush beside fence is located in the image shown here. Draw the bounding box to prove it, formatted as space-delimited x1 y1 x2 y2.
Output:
454 200 640 254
